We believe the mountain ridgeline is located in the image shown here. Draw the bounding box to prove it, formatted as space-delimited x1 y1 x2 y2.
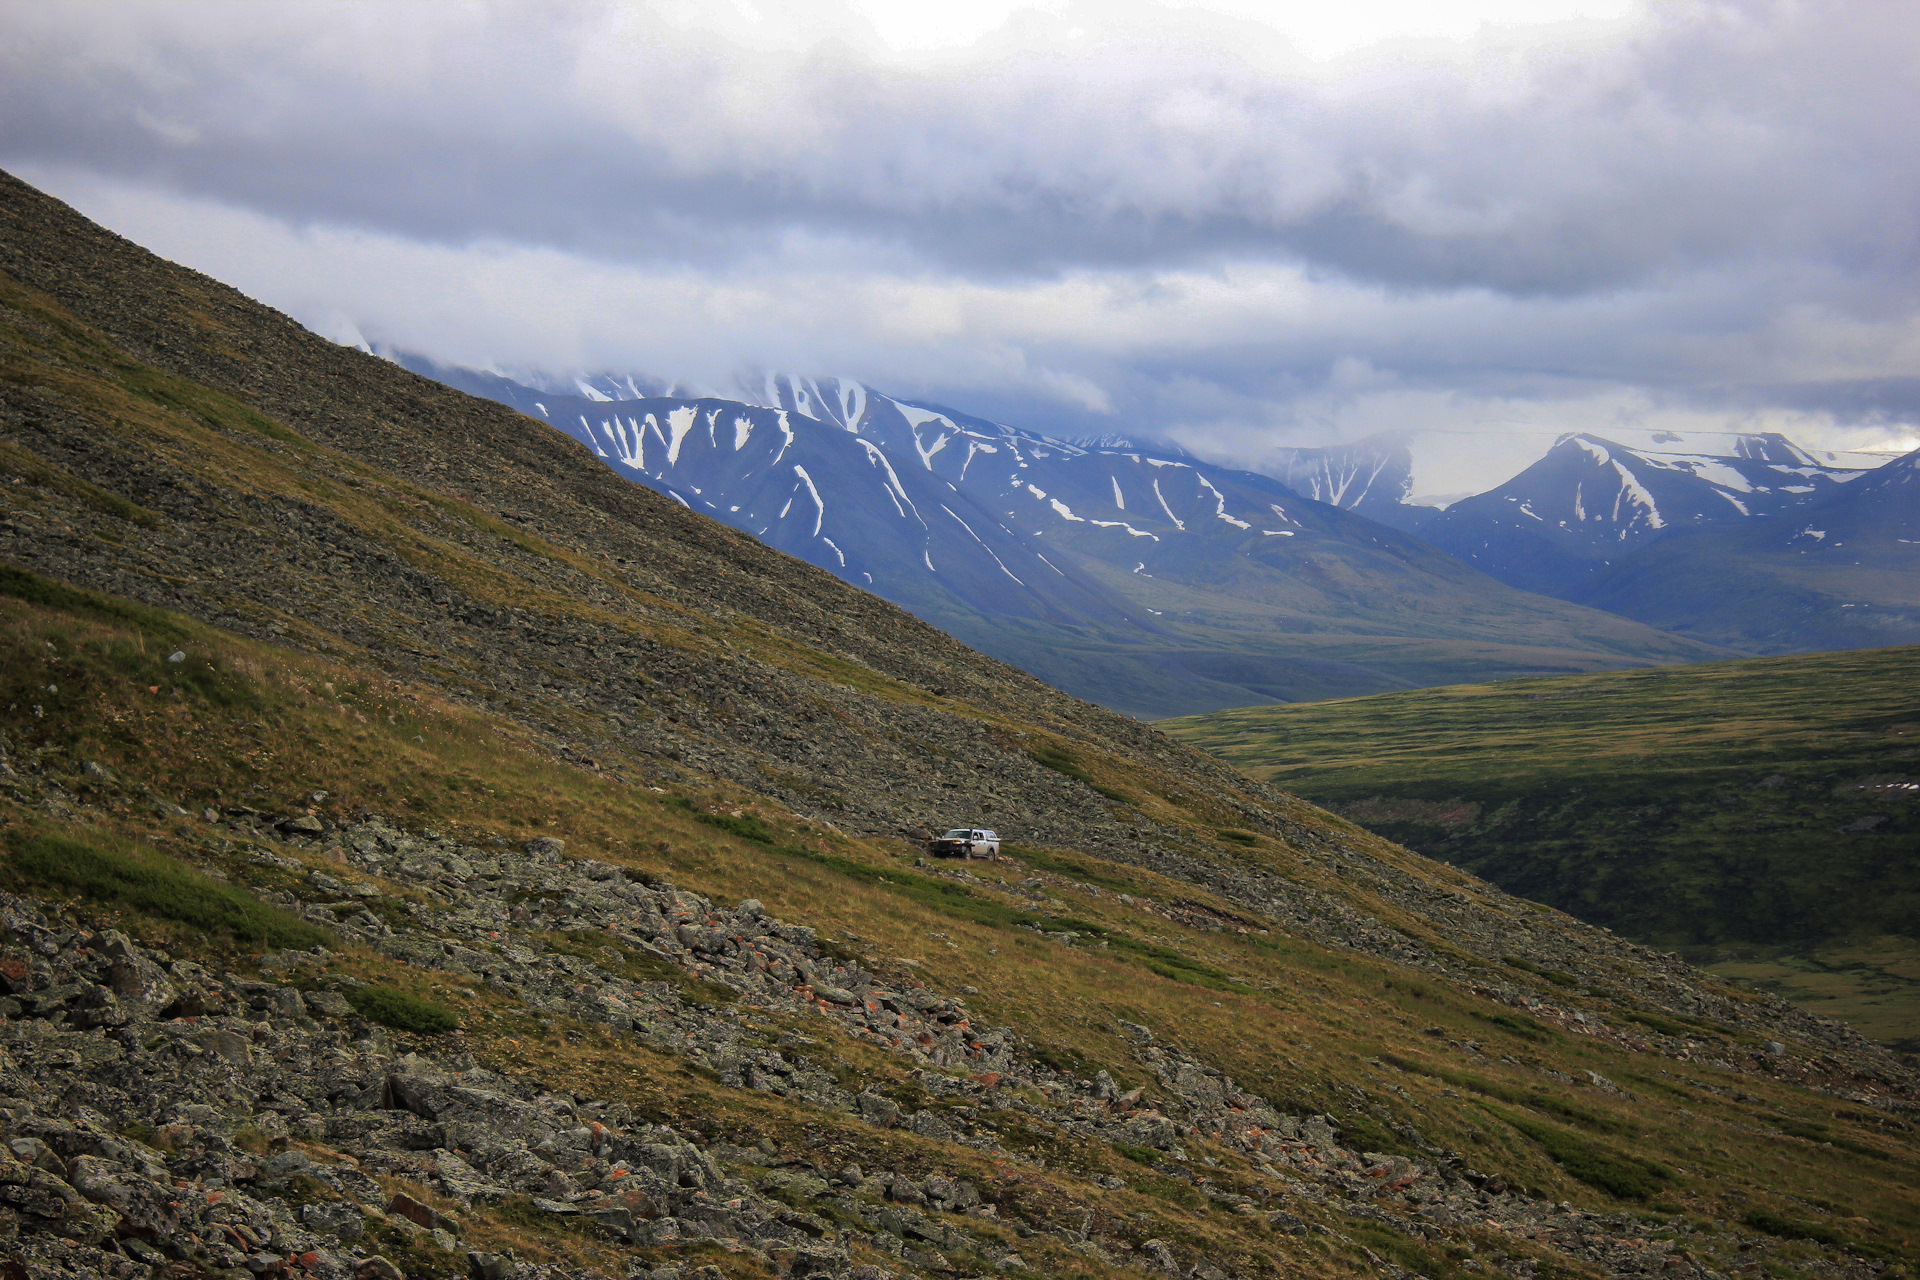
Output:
4 168 1920 1280
1422 432 1920 653
408 357 1729 718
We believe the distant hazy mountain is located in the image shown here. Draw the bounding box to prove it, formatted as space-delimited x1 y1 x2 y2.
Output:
401 357 1729 716
1260 434 1437 533
1418 432 1874 597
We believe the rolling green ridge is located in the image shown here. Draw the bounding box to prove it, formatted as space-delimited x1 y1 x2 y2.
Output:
1163 646 1920 1045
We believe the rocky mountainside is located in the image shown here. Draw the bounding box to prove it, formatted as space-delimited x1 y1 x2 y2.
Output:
2 168 1918 1280
406 358 1729 717
1418 433 1877 599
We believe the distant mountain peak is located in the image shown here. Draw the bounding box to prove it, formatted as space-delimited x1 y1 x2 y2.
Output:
1257 432 1427 532
1729 432 1821 467
1422 428 1880 598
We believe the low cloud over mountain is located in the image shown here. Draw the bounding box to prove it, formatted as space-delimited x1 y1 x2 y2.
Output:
3 0 1917 474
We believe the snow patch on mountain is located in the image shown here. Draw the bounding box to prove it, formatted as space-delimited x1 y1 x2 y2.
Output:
792 465 826 536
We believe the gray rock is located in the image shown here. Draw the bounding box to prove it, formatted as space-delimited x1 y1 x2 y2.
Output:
857 1092 900 1128
302 1200 366 1240
906 1109 952 1139
258 1149 312 1180
1140 1239 1181 1276
305 989 355 1017
192 1028 252 1065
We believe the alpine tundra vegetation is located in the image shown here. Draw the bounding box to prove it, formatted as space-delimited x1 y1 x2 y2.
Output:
1 170 1918 1280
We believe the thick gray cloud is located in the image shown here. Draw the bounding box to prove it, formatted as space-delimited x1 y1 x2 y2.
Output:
3 0 1917 472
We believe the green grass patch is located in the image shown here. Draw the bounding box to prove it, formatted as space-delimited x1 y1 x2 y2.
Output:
1345 1222 1476 1280
0 564 192 645
540 928 736 1006
5 832 328 950
1621 1010 1724 1040
1470 1010 1556 1042
1493 1108 1671 1200
1503 955 1581 988
1770 1116 1899 1164
1216 829 1259 846
1738 1206 1901 1262
743 837 1251 993
0 440 160 528
0 567 261 711
1380 1054 1618 1131
1744 1208 1846 1248
1003 845 1139 894
343 983 459 1034
1030 744 1131 803
662 794 779 844
1112 1142 1164 1166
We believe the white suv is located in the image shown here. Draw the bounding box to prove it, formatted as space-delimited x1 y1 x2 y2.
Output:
932 827 1000 858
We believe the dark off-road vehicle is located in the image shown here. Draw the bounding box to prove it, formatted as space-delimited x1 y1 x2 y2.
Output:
930 827 1000 858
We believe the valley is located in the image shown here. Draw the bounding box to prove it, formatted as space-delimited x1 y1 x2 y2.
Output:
1163 645 1920 1045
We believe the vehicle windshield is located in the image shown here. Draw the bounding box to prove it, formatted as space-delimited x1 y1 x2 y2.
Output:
942 829 971 839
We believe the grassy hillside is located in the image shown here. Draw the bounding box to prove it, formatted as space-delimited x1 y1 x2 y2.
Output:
2 168 1917 1280
9 572 1920 1280
1163 647 1920 1045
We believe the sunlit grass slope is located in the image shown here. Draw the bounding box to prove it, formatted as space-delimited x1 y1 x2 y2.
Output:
7 582 1920 1275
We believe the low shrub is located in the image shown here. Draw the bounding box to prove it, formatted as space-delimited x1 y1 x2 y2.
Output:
8 833 328 950
343 984 459 1034
1502 955 1581 988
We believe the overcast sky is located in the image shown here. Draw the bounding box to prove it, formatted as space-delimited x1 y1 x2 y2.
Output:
4 0 1918 492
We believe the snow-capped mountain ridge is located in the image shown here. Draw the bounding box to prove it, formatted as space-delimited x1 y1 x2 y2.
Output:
1420 430 1875 597
1572 440 1920 654
477 368 1310 619
399 353 1722 716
